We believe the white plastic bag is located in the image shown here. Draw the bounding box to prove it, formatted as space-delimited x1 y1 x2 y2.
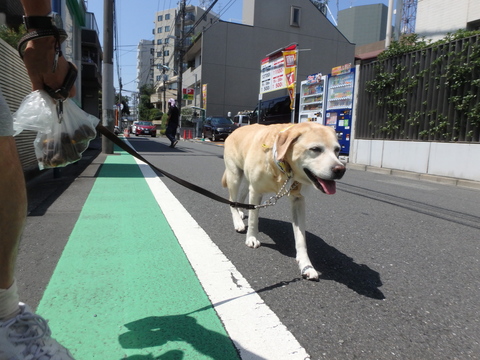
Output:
13 90 99 169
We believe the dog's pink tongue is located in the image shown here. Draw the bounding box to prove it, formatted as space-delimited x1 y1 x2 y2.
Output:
318 179 336 194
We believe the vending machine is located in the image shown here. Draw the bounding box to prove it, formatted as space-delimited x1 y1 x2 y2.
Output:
325 64 355 155
299 73 327 123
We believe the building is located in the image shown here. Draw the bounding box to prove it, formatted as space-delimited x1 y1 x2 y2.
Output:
415 0 480 42
151 4 219 112
183 0 354 117
81 11 102 118
136 39 155 91
0 0 23 29
337 4 389 46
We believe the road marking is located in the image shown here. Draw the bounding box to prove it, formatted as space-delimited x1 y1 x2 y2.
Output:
37 151 240 359
133 151 311 360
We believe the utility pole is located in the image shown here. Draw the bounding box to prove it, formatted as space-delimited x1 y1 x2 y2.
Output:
162 45 166 113
385 0 394 48
176 0 186 118
102 0 114 154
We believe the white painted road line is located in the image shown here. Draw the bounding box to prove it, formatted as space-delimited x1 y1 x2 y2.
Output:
134 156 310 360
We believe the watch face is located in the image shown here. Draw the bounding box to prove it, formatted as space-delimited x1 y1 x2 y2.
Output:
51 12 63 29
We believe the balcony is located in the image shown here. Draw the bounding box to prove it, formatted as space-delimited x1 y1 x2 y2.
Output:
82 62 101 86
185 12 195 25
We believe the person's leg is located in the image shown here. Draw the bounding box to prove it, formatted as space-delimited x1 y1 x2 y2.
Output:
166 126 175 144
0 90 74 359
0 136 26 319
0 87 26 306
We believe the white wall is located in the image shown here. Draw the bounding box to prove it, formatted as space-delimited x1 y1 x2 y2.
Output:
416 0 480 41
351 140 480 182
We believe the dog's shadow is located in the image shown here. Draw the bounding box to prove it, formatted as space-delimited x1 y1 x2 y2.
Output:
258 218 385 300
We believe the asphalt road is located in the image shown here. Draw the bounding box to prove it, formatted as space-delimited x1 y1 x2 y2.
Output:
128 135 480 360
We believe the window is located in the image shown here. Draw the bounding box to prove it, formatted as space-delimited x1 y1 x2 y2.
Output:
164 38 170 44
290 6 301 27
157 39 162 45
164 50 170 56
157 15 163 21
157 51 162 57
467 19 480 31
156 75 162 81
165 25 170 32
165 13 170 20
157 27 162 33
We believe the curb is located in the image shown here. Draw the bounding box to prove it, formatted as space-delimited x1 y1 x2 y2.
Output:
346 163 480 191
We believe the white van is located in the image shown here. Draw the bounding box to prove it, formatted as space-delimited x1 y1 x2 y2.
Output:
233 113 251 127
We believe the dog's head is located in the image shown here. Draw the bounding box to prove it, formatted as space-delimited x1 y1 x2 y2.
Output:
274 123 346 194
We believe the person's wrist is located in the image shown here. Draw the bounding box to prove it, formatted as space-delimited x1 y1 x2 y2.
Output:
26 36 56 47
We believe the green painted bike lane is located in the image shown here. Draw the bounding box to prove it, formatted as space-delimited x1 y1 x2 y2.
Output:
36 149 241 360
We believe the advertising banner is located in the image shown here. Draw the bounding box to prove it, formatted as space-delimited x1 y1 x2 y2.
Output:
202 84 207 110
260 44 297 95
283 48 297 109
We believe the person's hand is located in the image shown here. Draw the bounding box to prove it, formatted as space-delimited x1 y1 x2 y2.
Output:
22 36 76 97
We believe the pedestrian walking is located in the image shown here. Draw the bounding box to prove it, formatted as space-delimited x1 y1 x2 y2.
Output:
0 0 75 358
166 98 179 148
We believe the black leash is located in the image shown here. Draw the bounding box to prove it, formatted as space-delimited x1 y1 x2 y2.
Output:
96 124 256 210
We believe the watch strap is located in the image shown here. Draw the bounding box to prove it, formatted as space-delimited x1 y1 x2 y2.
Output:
23 16 54 30
17 28 68 59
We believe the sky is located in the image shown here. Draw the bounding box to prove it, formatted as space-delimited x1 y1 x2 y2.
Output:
85 0 390 94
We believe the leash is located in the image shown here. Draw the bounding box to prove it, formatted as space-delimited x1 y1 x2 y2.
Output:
96 124 257 210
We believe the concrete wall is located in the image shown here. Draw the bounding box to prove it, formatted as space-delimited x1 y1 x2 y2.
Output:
338 4 388 46
200 0 355 117
351 140 480 182
416 0 480 41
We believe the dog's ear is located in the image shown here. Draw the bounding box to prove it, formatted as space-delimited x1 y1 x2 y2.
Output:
275 125 299 161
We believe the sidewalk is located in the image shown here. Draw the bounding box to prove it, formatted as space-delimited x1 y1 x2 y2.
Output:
22 138 310 360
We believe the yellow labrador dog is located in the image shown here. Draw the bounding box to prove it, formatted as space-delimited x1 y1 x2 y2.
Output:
222 122 346 280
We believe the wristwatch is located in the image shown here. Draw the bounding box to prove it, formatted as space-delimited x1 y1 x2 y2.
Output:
18 11 68 61
23 12 63 30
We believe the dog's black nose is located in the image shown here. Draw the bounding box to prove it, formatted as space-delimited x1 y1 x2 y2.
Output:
332 164 346 179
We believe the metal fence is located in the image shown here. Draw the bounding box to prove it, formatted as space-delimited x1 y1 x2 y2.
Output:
0 38 39 172
355 34 480 143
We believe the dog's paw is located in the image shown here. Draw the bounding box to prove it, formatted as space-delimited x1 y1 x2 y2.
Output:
239 210 246 219
234 220 246 232
245 236 261 248
301 265 319 281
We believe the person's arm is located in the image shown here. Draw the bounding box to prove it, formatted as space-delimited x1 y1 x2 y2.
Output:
20 0 75 97
20 0 51 16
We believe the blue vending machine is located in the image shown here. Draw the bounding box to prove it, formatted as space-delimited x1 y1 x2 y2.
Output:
325 64 355 155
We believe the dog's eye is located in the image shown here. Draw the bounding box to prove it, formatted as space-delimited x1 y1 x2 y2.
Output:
310 146 324 153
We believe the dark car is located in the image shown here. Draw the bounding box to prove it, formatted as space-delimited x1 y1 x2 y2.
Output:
202 117 237 141
250 94 300 124
133 121 156 137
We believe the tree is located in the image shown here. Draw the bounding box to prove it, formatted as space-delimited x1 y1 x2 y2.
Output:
0 24 26 48
138 85 155 121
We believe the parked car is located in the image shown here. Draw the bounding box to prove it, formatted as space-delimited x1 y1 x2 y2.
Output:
233 113 251 127
250 94 300 124
133 121 156 137
203 117 237 141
